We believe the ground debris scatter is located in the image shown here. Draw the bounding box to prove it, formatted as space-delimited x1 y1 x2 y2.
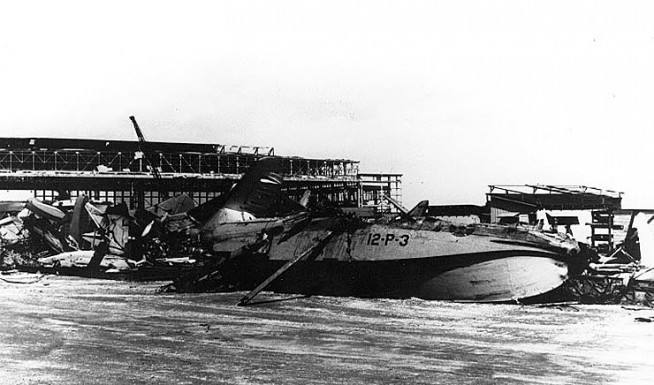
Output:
1 276 654 385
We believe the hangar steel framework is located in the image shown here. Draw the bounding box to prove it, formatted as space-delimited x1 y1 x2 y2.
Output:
0 137 401 214
0 137 363 209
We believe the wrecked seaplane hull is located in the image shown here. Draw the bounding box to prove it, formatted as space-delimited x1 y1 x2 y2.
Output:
211 218 586 302
152 156 590 303
225 253 570 302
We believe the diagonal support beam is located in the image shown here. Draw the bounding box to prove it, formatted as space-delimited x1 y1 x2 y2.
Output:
238 230 335 306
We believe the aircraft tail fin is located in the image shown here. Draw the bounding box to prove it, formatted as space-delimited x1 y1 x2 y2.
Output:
407 200 429 218
193 157 303 226
222 157 284 218
384 195 429 221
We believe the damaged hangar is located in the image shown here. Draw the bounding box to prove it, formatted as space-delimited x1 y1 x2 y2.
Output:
0 137 401 215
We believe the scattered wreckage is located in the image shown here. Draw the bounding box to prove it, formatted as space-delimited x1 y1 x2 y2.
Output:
0 157 652 306
0 193 203 279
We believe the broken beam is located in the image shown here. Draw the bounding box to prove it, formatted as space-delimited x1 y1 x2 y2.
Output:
238 231 334 306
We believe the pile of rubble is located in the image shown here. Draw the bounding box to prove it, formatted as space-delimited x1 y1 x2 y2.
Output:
2 191 654 307
0 195 208 279
564 231 654 306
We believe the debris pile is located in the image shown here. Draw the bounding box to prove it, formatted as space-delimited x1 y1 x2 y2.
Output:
3 191 654 306
0 194 208 279
1 155 653 306
564 230 654 306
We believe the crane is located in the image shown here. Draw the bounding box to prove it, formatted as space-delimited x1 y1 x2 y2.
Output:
129 116 169 200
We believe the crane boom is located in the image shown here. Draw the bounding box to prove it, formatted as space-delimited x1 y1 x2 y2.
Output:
129 116 168 199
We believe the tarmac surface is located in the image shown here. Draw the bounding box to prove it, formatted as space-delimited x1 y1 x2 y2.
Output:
1 274 654 385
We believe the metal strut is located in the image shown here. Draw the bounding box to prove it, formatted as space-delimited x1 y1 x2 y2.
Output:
238 230 335 306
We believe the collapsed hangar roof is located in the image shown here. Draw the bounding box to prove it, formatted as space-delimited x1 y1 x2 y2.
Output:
486 184 623 212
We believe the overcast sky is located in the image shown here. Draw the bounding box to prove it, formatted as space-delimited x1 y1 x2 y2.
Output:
1 1 653 207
